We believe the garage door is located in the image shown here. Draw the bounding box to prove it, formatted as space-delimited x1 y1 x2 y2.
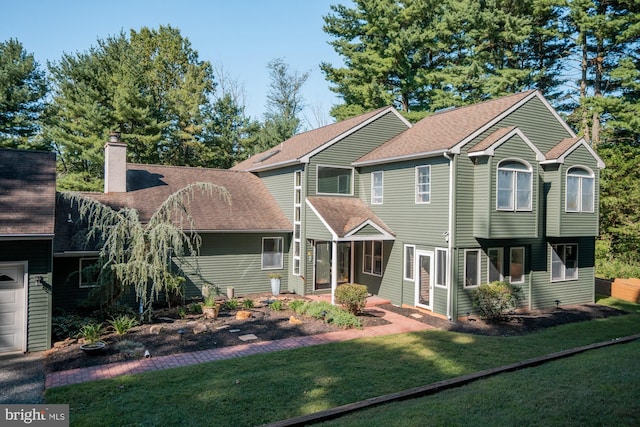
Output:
0 264 25 353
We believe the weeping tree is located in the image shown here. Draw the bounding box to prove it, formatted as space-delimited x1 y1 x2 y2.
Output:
64 182 231 319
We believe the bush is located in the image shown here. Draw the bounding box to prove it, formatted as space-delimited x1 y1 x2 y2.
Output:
242 298 255 309
325 309 362 329
268 300 283 311
223 298 240 310
288 299 306 313
80 322 104 343
52 313 92 341
188 303 203 314
335 284 368 315
472 281 523 321
109 315 138 335
293 300 362 329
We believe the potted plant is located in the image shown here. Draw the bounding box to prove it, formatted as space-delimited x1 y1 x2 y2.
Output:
202 295 220 319
79 323 106 354
268 272 281 296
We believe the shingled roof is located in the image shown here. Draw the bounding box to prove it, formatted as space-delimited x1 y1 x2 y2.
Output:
232 106 403 172
307 196 394 239
54 164 292 253
0 149 56 237
354 90 538 166
543 137 606 169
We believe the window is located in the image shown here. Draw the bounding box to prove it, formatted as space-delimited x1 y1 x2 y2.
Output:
404 245 415 281
488 248 504 283
262 237 283 270
364 241 383 276
292 171 302 275
435 248 448 287
371 171 383 204
317 165 352 195
510 247 525 284
415 166 430 203
497 160 532 211
79 257 99 288
464 249 480 287
551 244 578 281
566 167 594 213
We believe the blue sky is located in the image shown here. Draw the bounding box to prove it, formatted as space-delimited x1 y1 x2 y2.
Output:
2 0 350 128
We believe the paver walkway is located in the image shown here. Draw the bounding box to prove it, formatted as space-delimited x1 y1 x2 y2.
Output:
45 306 432 389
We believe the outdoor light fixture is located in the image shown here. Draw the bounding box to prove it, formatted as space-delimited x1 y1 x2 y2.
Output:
35 276 43 286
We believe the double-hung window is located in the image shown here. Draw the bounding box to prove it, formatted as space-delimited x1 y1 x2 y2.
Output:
566 167 594 213
415 166 430 204
371 171 383 204
551 244 578 281
262 237 283 270
364 241 383 276
497 160 532 211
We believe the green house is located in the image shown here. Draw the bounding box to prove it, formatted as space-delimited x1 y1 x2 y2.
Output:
53 90 604 324
0 149 55 353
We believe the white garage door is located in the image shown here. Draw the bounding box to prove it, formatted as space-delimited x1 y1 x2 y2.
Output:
0 264 25 353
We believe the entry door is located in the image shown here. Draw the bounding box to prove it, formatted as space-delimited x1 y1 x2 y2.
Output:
0 264 26 353
415 251 433 310
315 242 331 290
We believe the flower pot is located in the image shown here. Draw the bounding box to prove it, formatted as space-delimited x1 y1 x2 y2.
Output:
80 341 106 355
202 304 219 319
227 287 235 299
270 278 281 296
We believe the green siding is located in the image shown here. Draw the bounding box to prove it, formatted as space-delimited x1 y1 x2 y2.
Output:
175 233 290 298
351 224 381 236
0 240 52 352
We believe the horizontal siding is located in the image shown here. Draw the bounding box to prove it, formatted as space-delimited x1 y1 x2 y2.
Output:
175 232 290 298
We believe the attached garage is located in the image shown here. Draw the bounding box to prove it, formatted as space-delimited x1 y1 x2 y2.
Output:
0 263 26 353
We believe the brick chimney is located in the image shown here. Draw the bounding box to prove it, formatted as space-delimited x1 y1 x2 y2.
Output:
104 131 127 193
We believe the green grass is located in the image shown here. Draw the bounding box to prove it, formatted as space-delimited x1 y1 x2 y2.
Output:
45 299 640 426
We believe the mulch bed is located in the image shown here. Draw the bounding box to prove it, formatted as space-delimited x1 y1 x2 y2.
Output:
43 295 629 374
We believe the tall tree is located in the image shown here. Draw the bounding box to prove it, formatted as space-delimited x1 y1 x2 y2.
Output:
0 39 48 149
256 58 309 152
46 26 216 190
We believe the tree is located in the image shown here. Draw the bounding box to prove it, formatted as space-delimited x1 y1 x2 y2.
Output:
0 39 48 149
46 26 216 190
64 182 231 317
256 58 309 152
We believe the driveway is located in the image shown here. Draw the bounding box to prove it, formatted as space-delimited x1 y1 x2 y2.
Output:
0 352 45 403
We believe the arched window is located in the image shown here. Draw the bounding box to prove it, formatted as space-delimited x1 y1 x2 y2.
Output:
497 160 532 211
566 166 594 212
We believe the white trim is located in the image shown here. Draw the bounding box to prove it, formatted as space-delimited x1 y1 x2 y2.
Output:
292 170 303 276
352 149 448 167
415 165 431 204
404 244 416 281
509 246 526 284
565 166 595 213
496 158 534 212
261 237 284 270
468 128 546 162
302 107 411 163
316 164 354 196
540 138 606 169
551 243 579 282
487 247 504 283
0 235 54 241
371 170 383 205
0 261 28 353
415 250 434 310
343 220 395 241
463 249 481 288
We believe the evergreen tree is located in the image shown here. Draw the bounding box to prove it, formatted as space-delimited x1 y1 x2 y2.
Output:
0 39 48 149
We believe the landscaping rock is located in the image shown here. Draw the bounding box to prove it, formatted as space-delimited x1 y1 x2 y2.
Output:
149 325 165 334
236 310 252 320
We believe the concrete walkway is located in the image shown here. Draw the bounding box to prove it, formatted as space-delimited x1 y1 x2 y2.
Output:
46 306 432 389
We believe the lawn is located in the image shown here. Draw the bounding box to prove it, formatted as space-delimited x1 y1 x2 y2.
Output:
45 297 640 426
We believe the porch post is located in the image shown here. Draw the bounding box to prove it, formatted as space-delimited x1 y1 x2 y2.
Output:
331 240 338 305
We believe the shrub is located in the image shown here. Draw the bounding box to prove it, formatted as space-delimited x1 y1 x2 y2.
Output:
52 313 92 341
188 303 203 314
302 301 334 320
80 322 104 343
268 300 283 311
472 281 523 321
109 315 138 336
242 298 255 309
325 309 362 329
223 298 240 310
203 295 218 307
288 299 306 313
335 284 368 315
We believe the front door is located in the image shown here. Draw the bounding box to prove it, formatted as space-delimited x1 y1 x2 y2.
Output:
415 251 433 310
315 242 352 291
0 263 26 353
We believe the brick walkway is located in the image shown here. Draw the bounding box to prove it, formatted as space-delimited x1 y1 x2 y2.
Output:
45 306 432 389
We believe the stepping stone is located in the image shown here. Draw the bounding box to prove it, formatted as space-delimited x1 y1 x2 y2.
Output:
238 334 258 341
216 325 230 330
410 313 423 319
229 329 241 333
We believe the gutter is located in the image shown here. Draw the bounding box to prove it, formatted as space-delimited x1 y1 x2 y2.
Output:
352 149 448 168
0 234 54 241
443 151 454 321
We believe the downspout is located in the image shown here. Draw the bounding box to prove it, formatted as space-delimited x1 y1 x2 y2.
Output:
444 151 455 321
331 240 339 305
